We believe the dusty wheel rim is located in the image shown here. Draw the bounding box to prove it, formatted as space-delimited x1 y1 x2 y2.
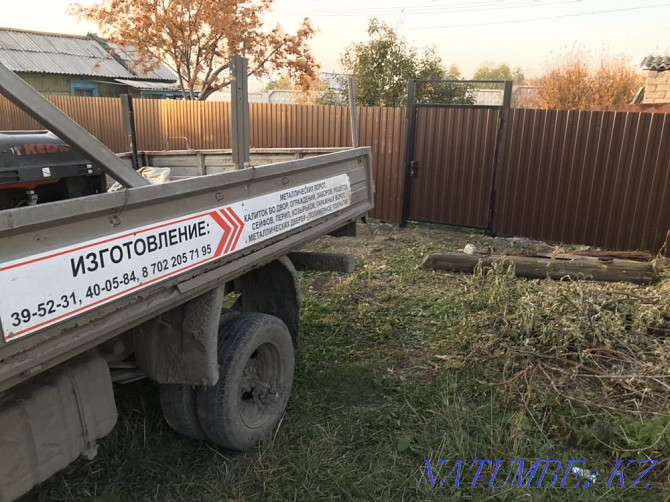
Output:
238 341 284 428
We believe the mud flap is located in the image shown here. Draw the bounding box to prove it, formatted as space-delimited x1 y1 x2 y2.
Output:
132 286 225 386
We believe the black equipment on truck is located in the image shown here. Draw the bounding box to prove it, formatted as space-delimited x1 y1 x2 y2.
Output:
0 130 105 210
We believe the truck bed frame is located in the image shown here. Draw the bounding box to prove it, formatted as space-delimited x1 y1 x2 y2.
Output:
0 63 374 393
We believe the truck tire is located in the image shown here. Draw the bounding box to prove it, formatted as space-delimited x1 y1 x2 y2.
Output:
159 384 206 440
159 310 241 440
196 313 294 450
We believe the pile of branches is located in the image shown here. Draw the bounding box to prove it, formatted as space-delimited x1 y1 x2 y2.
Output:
454 260 670 456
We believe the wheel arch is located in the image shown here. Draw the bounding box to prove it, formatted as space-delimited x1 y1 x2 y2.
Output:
234 255 302 347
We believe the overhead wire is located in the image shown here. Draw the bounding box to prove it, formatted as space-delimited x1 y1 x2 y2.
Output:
316 3 670 33
276 0 580 16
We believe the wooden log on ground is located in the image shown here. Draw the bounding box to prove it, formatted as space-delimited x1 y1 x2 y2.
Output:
515 250 655 262
422 253 657 284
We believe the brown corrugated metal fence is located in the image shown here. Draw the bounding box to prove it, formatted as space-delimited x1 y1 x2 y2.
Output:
0 94 667 252
495 108 670 253
0 95 405 223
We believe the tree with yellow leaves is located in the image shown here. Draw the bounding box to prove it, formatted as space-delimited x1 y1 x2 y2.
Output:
530 52 643 110
71 0 318 100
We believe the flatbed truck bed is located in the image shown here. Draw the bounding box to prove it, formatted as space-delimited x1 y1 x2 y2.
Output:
0 62 373 501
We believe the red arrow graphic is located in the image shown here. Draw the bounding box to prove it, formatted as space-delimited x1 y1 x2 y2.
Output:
209 210 232 258
218 209 236 254
228 207 244 249
219 208 243 253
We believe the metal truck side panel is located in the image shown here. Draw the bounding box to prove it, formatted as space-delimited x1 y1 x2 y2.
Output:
0 148 373 392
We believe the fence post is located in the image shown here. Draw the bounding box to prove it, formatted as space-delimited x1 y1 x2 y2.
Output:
400 79 417 228
486 80 512 234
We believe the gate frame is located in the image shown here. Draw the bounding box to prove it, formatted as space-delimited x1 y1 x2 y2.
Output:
400 79 512 232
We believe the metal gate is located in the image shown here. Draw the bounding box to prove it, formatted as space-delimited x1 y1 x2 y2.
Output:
401 80 512 231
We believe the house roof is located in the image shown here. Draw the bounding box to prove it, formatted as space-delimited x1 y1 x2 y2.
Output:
0 27 177 82
641 55 670 72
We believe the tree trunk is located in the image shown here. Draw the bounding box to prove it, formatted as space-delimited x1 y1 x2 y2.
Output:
422 253 657 284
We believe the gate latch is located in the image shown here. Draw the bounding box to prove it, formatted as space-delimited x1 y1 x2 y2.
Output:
410 160 419 177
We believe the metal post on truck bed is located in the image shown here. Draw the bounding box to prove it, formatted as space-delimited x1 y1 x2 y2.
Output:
121 94 140 170
230 55 250 170
0 63 149 188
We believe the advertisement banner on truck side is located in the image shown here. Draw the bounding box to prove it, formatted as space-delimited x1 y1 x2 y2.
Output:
0 174 351 341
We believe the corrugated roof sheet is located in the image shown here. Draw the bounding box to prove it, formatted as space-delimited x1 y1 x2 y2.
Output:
641 55 670 71
0 28 176 81
107 42 177 81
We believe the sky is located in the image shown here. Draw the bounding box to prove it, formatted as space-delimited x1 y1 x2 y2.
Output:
3 0 669 85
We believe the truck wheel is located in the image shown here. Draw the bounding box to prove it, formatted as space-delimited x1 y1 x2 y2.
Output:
158 310 240 440
159 384 206 440
196 313 294 450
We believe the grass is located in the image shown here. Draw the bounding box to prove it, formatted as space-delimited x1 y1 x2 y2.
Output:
25 222 670 501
